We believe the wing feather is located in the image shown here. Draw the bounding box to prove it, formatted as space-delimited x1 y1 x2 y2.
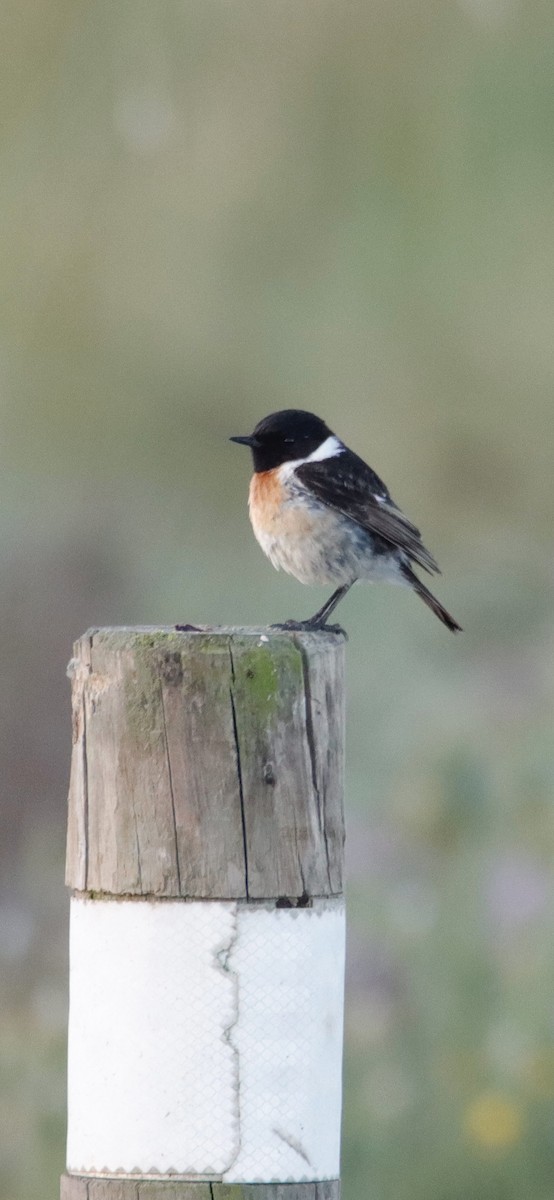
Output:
296 451 440 575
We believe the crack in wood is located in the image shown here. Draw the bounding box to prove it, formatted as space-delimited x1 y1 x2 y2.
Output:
133 795 143 893
159 681 181 895
228 643 249 900
82 679 90 893
61 1179 341 1197
294 640 332 893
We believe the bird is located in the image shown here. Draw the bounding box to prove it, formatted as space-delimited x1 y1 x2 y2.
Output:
230 409 462 633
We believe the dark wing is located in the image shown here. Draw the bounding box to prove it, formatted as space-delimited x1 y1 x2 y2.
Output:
296 449 440 574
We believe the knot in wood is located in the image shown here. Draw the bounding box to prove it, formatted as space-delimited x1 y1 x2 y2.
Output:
160 651 183 685
262 761 276 786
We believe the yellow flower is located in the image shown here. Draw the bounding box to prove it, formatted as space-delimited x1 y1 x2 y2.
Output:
464 1092 523 1151
523 1050 554 1098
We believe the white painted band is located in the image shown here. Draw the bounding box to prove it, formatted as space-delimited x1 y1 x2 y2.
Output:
67 896 345 1182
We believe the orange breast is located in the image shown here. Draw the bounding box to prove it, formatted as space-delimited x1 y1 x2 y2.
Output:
248 466 354 585
248 469 285 534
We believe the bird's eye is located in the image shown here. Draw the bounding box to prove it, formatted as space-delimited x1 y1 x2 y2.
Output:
284 438 295 444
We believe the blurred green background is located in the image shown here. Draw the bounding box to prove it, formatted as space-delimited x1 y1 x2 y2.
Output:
1 1 554 1197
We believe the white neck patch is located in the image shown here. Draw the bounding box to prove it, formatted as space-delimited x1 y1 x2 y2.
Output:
280 435 345 478
279 434 342 480
305 435 345 463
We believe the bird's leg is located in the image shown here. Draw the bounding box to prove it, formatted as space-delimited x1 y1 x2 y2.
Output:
272 582 354 632
304 581 353 628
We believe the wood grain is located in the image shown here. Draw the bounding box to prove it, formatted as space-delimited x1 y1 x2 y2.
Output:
60 1179 340 1200
214 1184 340 1199
229 632 345 898
66 628 345 901
61 1176 89 1200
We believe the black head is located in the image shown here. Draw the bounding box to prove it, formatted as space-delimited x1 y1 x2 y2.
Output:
230 409 333 472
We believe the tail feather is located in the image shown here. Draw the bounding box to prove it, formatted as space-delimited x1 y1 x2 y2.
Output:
402 565 462 633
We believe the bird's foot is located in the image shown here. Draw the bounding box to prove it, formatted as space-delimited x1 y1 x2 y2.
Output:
270 619 307 631
175 623 203 632
270 619 346 635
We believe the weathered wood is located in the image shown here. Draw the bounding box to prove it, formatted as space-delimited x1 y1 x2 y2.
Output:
138 1188 211 1200
214 1185 340 1199
61 1176 88 1200
60 1179 340 1200
66 627 345 900
66 634 93 892
229 633 345 897
88 1183 144 1200
61 1177 214 1199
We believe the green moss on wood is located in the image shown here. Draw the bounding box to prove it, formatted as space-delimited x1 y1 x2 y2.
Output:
233 638 304 723
103 627 310 740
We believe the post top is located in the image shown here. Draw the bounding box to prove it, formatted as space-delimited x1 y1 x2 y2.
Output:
75 624 347 655
81 623 347 636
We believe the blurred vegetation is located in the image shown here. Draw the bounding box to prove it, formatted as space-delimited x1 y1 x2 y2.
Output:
1 1 554 1198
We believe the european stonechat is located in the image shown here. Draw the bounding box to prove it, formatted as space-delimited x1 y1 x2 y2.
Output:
231 409 461 633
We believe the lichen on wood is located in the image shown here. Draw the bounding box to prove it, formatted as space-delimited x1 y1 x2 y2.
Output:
66 627 345 902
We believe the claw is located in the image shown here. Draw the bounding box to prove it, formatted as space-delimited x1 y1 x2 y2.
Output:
270 619 307 631
270 619 346 635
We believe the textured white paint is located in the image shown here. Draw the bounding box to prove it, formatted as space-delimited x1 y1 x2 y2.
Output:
67 896 345 1182
226 902 344 1182
67 900 239 1176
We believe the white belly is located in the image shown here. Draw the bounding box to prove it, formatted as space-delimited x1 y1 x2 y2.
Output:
249 471 405 588
252 502 401 588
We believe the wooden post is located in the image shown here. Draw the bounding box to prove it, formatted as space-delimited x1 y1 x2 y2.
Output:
62 627 346 1200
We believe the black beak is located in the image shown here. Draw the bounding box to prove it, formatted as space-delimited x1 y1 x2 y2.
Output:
230 435 256 446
